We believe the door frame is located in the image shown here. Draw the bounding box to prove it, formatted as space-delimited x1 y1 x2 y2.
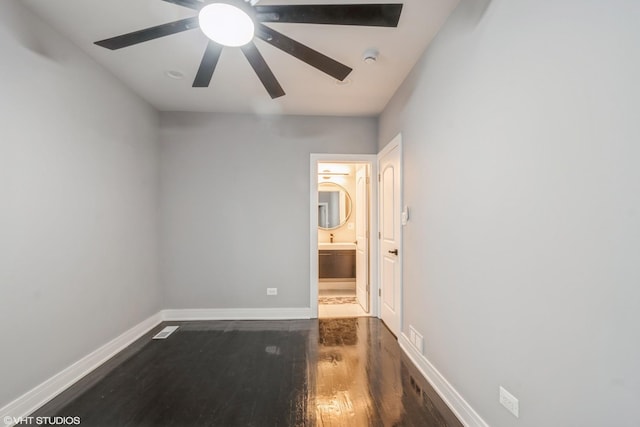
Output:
377 133 403 335
309 154 379 318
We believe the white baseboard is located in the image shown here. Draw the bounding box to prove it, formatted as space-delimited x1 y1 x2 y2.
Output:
161 307 312 321
399 333 489 427
318 281 356 291
0 312 163 427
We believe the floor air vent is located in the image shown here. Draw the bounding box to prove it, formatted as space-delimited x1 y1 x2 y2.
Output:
153 326 179 340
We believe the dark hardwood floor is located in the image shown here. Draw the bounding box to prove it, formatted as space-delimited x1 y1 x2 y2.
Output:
32 318 462 426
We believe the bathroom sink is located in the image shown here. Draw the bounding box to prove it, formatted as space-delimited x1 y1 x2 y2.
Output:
318 242 356 250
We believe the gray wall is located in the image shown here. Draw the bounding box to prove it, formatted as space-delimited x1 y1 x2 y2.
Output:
159 113 376 309
0 0 160 409
379 0 640 425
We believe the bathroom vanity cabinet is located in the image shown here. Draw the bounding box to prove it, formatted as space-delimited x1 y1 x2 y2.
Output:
319 250 356 279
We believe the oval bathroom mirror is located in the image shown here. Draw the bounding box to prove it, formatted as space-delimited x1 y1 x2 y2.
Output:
318 182 352 230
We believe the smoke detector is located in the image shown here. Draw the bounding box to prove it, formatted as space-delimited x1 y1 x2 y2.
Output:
363 48 379 64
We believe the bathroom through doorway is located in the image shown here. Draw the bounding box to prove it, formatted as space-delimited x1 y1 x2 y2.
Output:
310 154 378 319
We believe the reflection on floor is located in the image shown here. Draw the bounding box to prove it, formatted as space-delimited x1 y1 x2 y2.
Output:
319 288 369 318
32 318 463 427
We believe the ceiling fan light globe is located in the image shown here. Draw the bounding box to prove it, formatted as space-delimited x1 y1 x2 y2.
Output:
199 3 255 47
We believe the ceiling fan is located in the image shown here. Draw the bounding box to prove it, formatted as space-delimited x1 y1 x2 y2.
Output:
94 0 403 99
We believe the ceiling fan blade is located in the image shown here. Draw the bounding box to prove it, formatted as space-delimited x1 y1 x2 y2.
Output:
255 4 403 27
160 0 204 11
94 17 199 50
193 41 223 87
256 24 351 81
241 42 285 99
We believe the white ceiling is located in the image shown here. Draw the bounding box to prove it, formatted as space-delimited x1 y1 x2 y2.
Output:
23 0 459 116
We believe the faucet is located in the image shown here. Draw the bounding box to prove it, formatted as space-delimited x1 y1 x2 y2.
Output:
330 233 334 243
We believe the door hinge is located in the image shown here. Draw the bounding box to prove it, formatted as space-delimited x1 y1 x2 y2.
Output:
378 288 382 297
378 174 381 182
378 232 381 239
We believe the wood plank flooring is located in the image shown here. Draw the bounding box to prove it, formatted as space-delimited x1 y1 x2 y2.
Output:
32 318 462 426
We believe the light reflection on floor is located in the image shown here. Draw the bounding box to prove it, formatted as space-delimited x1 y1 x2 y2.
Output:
315 318 404 427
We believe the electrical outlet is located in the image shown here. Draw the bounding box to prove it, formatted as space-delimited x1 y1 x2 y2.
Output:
499 386 519 418
414 332 424 353
409 328 416 344
408 326 424 353
266 288 278 296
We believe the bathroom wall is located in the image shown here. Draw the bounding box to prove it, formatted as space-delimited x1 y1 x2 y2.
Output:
159 113 377 310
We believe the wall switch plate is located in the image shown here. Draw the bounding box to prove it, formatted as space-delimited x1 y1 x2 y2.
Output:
499 386 519 418
401 206 409 226
267 288 278 296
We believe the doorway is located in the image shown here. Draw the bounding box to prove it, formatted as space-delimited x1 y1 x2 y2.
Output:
310 154 378 319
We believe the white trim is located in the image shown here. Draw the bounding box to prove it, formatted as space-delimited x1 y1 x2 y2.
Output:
161 307 312 321
0 313 163 427
318 280 356 291
310 154 379 319
310 155 320 318
399 333 489 427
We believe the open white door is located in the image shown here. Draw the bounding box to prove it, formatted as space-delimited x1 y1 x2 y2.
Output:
378 135 402 336
355 165 369 312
